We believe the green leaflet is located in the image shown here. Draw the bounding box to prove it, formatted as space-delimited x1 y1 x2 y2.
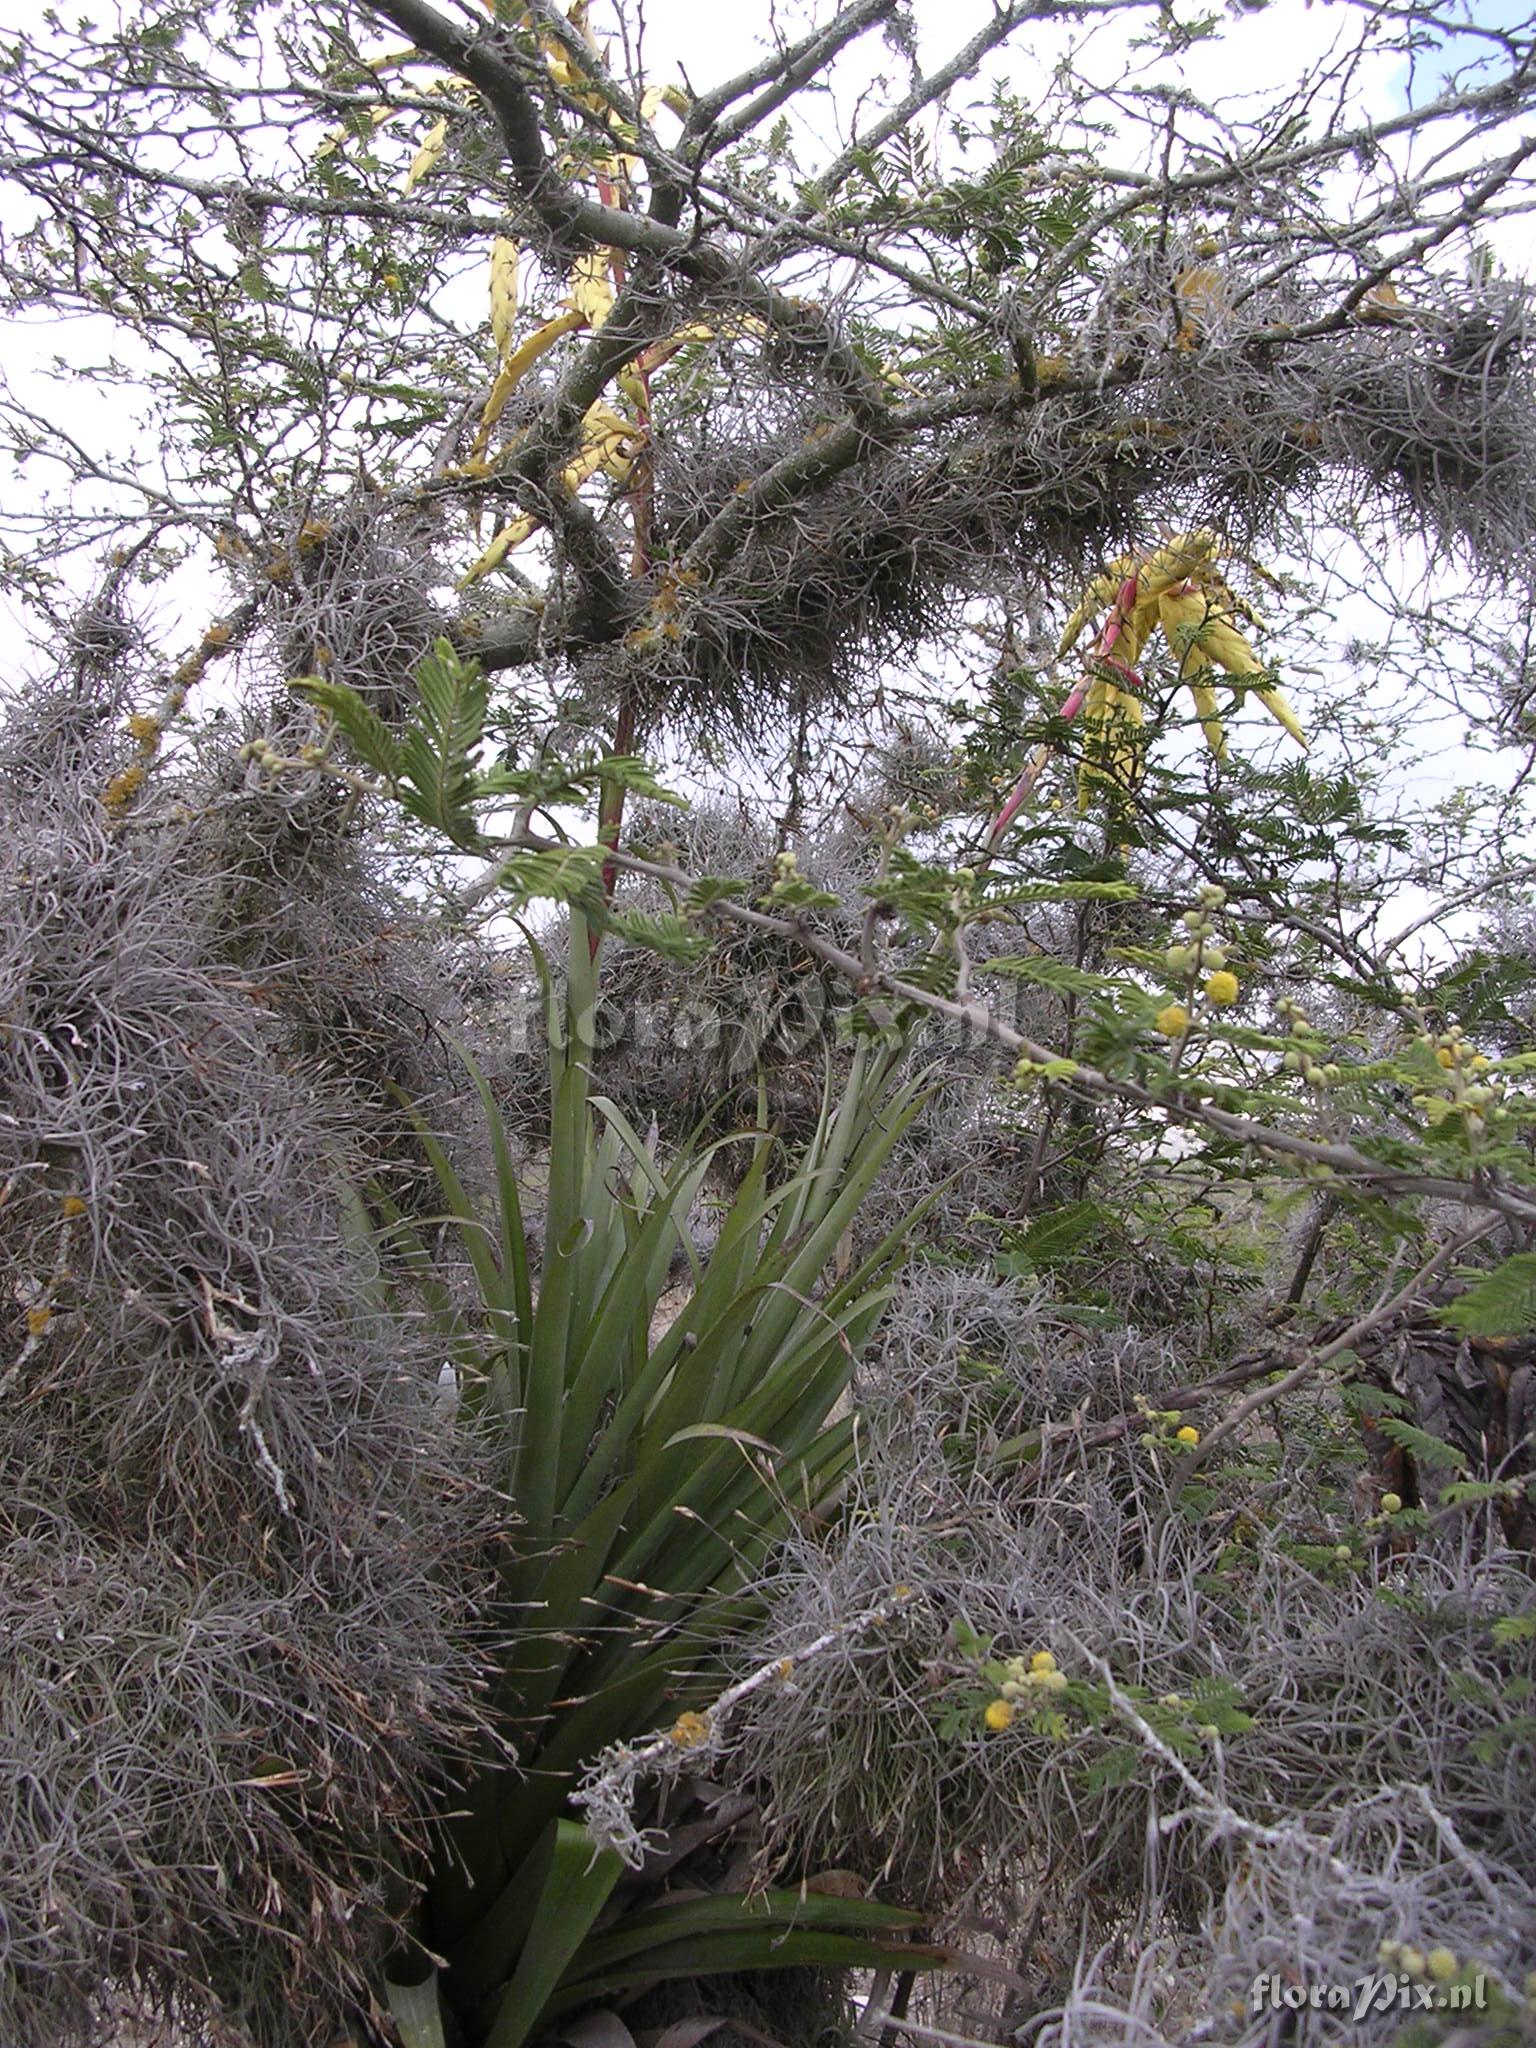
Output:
399 637 492 844
290 672 403 780
1439 1251 1536 1336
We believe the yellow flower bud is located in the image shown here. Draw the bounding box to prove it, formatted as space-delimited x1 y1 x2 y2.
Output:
984 1698 1016 1731
1425 1949 1457 1982
1155 1003 1190 1038
1398 1948 1425 1979
1203 970 1239 1007
1030 1650 1058 1674
1380 1492 1402 1514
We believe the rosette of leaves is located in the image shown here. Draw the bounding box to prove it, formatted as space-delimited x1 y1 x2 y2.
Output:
368 915 951 2048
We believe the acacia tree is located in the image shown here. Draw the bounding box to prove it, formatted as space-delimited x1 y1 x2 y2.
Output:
3 0 1536 2044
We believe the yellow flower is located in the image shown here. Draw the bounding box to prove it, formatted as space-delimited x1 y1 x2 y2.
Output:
61 1195 87 1218
1030 1650 1058 1674
984 1698 1016 1731
1380 1492 1403 1514
1203 970 1239 1007
668 1711 710 1749
1175 1425 1200 1446
25 1305 52 1336
1425 1949 1458 1982
1398 1948 1426 1979
1155 1003 1189 1038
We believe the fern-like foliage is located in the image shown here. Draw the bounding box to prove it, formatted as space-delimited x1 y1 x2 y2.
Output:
497 846 609 919
1439 1252 1536 1337
1377 1416 1468 1473
398 638 491 847
290 674 403 781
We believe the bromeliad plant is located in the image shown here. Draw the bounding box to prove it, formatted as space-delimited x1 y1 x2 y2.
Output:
373 914 948 2048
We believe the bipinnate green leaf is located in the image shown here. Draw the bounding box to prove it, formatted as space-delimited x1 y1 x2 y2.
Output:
290 673 403 780
399 636 491 844
1439 1252 1536 1336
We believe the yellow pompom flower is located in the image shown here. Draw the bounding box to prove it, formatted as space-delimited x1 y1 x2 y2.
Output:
1030 1650 1058 1674
984 1698 1016 1731
1203 970 1239 1007
668 1711 711 1749
1155 1003 1189 1038
1425 1949 1458 1982
1175 1425 1200 1446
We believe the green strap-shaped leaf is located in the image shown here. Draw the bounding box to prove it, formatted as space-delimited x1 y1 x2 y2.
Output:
386 1973 449 2048
477 1821 624 2048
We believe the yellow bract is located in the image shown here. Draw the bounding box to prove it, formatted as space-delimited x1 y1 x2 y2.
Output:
457 515 537 591
565 248 616 329
403 115 448 194
489 237 520 360
472 310 588 461
1063 532 1307 808
1079 671 1145 805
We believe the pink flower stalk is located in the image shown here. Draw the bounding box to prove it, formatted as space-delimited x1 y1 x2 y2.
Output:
984 574 1143 852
